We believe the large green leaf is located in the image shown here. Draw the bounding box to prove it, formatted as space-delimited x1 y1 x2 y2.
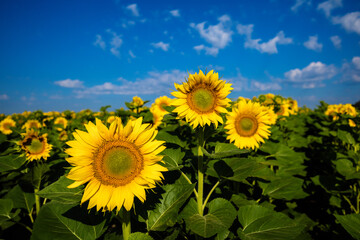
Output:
0 199 13 224
5 185 35 213
335 159 360 180
128 232 154 240
161 148 185 171
147 182 195 231
156 131 186 148
181 198 237 238
337 129 356 145
260 177 308 200
202 143 248 159
0 154 26 172
31 202 106 240
36 176 83 205
238 205 305 240
335 214 360 240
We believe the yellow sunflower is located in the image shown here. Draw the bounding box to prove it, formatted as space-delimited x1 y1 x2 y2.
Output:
65 117 167 212
0 117 16 135
349 119 356 128
132 96 145 108
171 70 233 128
54 117 68 131
266 106 278 125
22 119 42 130
276 103 291 117
19 130 52 161
225 101 271 149
150 106 164 129
153 96 173 115
107 116 117 124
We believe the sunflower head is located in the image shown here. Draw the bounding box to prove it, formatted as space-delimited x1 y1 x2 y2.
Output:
22 119 42 130
0 118 16 135
150 106 164 129
276 103 291 117
54 117 68 131
225 101 271 149
171 70 233 128
154 96 173 114
19 129 52 161
132 96 145 108
65 117 167 212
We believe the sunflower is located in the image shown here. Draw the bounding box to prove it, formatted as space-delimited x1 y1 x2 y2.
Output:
0 117 16 135
349 119 356 128
225 101 271 149
19 129 52 161
65 117 167 212
132 96 145 108
266 106 278 125
171 70 233 128
153 96 173 115
107 116 117 124
22 119 42 130
276 103 291 117
54 117 68 131
150 106 164 129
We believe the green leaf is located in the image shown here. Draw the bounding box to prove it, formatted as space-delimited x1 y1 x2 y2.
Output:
335 159 360 180
0 154 26 172
260 177 308 200
0 199 13 224
5 185 35 213
156 131 186 148
36 176 84 205
182 198 237 238
128 232 154 240
161 148 185 171
337 129 356 145
32 163 50 189
31 202 106 240
207 158 266 182
147 182 195 231
335 214 360 240
202 146 248 159
237 205 305 240
287 134 308 148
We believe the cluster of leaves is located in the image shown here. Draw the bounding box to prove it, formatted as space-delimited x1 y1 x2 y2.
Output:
0 99 359 239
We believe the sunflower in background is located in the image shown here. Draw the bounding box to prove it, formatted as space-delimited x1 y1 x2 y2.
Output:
150 106 165 129
225 101 271 149
276 103 291 117
65 117 167 212
54 117 68 131
19 129 52 161
22 119 42 131
171 70 233 128
0 117 16 135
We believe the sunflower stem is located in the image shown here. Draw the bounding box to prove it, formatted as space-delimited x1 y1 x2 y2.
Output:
34 188 40 216
121 210 131 240
197 127 205 216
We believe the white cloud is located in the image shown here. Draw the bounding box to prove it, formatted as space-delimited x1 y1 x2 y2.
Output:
317 0 342 17
107 30 123 57
0 94 9 100
340 56 360 83
126 4 139 17
190 15 233 56
237 24 292 54
332 12 360 35
129 50 136 58
94 34 106 50
304 35 323 51
151 41 170 51
170 9 180 17
284 61 337 88
74 70 187 98
330 35 341 48
227 71 282 92
54 79 84 88
291 0 311 12
193 45 219 56
250 81 282 91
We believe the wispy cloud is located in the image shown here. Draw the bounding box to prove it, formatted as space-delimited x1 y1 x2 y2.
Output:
193 45 218 56
190 15 233 56
94 34 106 50
129 50 136 58
74 70 187 98
291 0 311 12
151 41 170 51
317 0 342 17
330 35 341 48
54 79 84 88
304 35 323 51
170 9 180 17
237 24 292 54
332 11 360 35
284 61 337 88
0 94 9 100
126 4 139 17
227 71 282 92
107 30 123 57
340 56 360 83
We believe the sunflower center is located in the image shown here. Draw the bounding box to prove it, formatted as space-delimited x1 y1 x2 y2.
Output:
27 139 45 154
93 141 143 187
3 123 11 130
188 87 216 113
236 115 258 137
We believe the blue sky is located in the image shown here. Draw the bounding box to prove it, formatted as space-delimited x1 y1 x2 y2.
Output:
1 0 360 114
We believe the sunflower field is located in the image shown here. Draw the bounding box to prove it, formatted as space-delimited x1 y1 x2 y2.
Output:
0 70 359 240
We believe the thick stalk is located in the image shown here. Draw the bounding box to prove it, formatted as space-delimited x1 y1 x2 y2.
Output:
122 210 131 240
197 127 205 216
34 188 40 216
